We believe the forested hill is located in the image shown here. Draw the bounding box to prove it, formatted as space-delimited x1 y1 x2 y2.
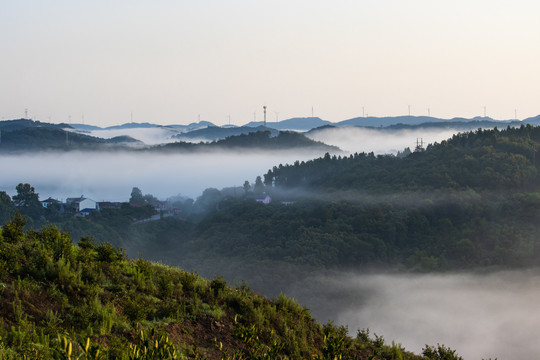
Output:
151 130 340 152
0 127 142 151
153 125 540 279
265 125 539 193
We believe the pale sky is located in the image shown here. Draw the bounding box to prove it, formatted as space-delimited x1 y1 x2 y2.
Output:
1 0 539 127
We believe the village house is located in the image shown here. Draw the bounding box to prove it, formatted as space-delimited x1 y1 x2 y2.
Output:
246 193 272 204
41 197 61 208
66 196 99 214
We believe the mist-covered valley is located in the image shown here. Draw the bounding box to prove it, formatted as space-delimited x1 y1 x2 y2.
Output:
284 269 540 360
305 126 466 154
0 125 464 201
0 149 324 201
3 122 540 359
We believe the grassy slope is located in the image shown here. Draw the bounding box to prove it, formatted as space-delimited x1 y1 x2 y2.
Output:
0 214 455 360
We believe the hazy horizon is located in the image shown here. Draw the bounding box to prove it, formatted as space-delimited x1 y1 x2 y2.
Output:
2 1 539 127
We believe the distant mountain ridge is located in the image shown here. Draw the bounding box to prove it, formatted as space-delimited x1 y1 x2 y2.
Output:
0 119 338 153
3 115 540 148
244 117 331 131
64 114 540 134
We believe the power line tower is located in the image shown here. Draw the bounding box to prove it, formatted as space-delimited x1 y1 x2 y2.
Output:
415 138 424 152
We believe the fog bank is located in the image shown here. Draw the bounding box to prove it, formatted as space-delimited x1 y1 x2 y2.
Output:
306 127 470 154
288 270 540 360
0 150 325 201
84 128 180 145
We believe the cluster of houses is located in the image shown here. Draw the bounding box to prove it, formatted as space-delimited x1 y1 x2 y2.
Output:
40 193 288 219
41 195 171 217
41 196 121 216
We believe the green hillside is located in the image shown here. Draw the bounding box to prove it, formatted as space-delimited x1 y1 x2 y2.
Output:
0 215 460 360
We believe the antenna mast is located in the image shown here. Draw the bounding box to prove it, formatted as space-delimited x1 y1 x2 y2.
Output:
415 138 424 151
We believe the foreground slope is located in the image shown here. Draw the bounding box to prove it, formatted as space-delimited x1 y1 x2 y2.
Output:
0 215 458 359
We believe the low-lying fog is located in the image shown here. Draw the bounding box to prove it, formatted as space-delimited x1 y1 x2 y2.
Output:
84 128 181 145
306 127 468 154
0 150 326 201
4 126 477 201
82 125 472 155
287 270 540 360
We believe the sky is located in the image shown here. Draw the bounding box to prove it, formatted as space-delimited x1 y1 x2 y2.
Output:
1 0 539 127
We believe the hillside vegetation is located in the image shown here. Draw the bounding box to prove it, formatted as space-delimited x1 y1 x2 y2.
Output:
0 215 465 359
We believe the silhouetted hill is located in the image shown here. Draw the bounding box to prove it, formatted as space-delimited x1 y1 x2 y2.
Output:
523 114 540 125
69 123 103 131
0 118 70 131
155 130 340 152
165 121 216 131
0 127 143 152
105 122 160 130
335 115 516 128
245 117 331 131
172 125 279 141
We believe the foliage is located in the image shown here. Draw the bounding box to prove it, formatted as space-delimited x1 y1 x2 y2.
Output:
0 217 440 359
